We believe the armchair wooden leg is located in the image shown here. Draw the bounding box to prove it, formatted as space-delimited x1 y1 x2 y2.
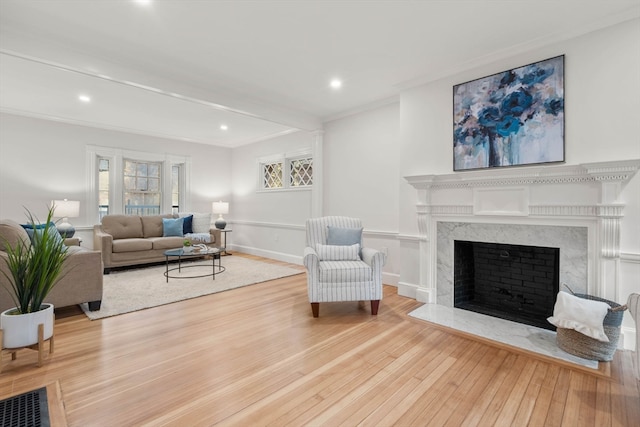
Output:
371 300 380 315
311 303 319 318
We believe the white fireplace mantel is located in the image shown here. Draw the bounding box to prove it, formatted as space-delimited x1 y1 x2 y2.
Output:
405 159 640 194
402 159 640 308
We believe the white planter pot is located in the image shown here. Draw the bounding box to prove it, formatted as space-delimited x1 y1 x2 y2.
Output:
1 304 54 349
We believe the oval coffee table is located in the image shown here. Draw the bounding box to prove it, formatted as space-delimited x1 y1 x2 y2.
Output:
164 247 224 282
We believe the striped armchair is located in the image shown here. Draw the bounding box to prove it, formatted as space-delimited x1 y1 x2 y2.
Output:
303 216 386 317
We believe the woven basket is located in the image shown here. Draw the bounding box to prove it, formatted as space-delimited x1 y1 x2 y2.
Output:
556 293 625 362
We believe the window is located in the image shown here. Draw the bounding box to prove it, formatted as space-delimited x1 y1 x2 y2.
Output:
262 161 284 189
171 164 181 214
123 159 161 216
98 157 110 220
289 157 313 187
259 151 313 191
87 146 190 222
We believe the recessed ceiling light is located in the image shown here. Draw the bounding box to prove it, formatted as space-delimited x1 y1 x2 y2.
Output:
78 94 91 103
134 0 152 5
330 79 342 89
220 124 228 131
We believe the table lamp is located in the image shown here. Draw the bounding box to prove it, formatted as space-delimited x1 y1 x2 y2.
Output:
51 199 80 238
212 201 229 230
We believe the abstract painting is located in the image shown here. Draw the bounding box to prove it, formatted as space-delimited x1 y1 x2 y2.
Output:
453 55 564 171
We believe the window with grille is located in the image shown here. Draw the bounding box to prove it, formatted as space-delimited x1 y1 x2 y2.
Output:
259 152 313 191
88 146 189 222
123 159 161 216
262 161 284 189
289 157 313 187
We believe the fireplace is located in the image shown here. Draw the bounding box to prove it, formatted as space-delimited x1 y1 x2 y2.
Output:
454 240 559 330
402 160 639 349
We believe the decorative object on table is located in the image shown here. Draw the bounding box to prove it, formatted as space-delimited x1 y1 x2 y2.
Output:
548 284 626 361
51 199 80 237
212 201 229 230
182 239 193 253
192 243 208 253
1 206 67 355
453 55 564 171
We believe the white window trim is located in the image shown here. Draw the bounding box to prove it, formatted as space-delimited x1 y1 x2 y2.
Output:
257 148 313 192
86 145 191 222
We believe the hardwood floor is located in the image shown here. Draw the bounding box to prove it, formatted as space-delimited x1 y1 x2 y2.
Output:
1 253 638 426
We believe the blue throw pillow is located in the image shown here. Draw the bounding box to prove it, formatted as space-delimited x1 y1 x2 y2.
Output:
163 217 184 237
21 222 55 230
24 226 64 246
182 214 194 234
327 226 363 246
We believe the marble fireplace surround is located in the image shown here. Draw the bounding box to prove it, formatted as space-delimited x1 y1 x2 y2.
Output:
438 222 586 309
403 159 640 307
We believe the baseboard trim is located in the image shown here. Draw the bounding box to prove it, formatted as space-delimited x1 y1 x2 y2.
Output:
398 281 419 299
231 245 303 265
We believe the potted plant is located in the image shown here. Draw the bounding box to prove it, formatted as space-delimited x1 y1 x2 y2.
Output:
183 239 193 253
1 207 68 348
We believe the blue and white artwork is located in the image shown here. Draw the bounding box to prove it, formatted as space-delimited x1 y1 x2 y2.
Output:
453 56 564 171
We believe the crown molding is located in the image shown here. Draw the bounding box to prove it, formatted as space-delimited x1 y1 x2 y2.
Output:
395 12 640 92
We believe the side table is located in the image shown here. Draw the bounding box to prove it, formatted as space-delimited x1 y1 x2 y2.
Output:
219 229 232 255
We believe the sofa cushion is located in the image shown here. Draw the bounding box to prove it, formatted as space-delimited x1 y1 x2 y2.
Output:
112 238 153 253
162 217 184 237
141 214 175 238
316 243 360 261
102 215 144 240
318 260 372 283
0 219 31 251
149 236 185 250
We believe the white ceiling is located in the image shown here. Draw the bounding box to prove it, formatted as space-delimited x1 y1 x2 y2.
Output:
1 0 639 148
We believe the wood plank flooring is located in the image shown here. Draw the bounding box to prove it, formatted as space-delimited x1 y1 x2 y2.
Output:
1 253 638 426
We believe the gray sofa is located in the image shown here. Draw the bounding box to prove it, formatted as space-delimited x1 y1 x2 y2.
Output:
0 219 103 312
94 214 221 273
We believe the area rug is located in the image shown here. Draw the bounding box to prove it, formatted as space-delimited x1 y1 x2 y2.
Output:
80 257 303 320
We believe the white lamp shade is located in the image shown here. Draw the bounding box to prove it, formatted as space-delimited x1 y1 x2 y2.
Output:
51 199 80 218
212 201 229 215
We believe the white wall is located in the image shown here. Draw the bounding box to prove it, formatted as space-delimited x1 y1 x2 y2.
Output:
0 112 232 246
229 130 315 263
323 102 401 284
397 19 640 349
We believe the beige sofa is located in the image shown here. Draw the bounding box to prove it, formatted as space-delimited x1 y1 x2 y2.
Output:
0 219 103 312
94 214 221 273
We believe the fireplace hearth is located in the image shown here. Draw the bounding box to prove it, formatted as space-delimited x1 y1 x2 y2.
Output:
454 241 559 330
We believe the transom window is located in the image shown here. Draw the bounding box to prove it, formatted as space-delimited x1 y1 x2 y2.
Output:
289 157 313 187
262 162 284 189
259 151 313 191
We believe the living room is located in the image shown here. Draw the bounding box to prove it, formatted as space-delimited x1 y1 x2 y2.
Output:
0 1 639 425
